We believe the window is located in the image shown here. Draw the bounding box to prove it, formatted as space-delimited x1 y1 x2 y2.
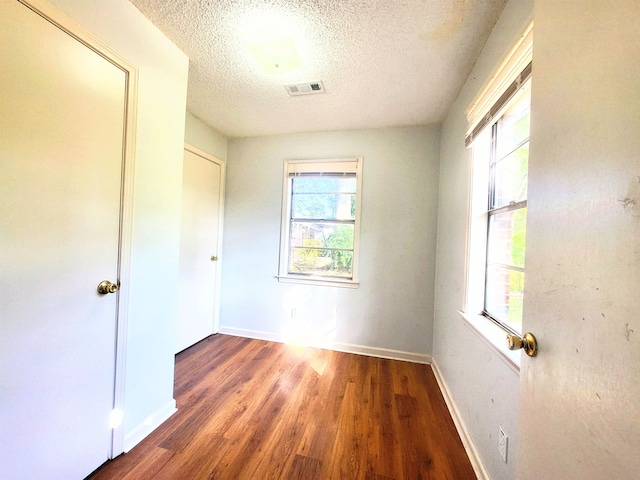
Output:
467 73 531 335
484 82 530 333
278 158 363 287
465 23 532 343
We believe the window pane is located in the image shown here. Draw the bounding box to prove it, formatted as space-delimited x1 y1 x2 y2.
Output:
289 248 354 278
491 142 528 208
485 264 524 333
289 222 354 249
496 83 531 158
292 193 355 220
289 222 354 277
487 207 527 268
292 176 356 194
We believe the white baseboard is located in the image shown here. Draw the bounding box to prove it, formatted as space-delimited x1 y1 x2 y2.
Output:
431 360 489 480
218 326 431 364
123 399 177 452
219 326 282 344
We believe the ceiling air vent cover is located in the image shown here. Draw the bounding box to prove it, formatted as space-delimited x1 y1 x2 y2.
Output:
284 81 325 96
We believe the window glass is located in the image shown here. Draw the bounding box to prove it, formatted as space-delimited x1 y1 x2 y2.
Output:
292 176 356 194
486 208 527 269
291 194 355 220
485 265 525 331
496 86 531 158
491 143 529 208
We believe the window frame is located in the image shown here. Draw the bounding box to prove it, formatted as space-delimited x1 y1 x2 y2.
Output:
482 86 530 335
277 157 363 288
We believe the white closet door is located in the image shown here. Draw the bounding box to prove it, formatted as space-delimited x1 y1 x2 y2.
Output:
176 147 223 353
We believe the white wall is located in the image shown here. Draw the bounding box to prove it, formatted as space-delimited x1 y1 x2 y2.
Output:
185 111 228 161
46 0 189 448
221 126 439 359
433 0 533 479
519 1 640 477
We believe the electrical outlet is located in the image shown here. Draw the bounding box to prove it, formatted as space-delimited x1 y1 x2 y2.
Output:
291 307 297 319
498 426 508 463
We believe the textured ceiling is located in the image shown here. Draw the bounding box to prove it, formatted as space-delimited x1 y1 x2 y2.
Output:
129 0 507 138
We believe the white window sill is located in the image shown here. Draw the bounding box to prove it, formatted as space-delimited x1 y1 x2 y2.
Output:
277 275 359 289
458 311 521 374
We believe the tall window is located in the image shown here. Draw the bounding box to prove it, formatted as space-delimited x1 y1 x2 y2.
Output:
278 158 362 287
463 24 532 359
466 71 531 335
484 82 530 333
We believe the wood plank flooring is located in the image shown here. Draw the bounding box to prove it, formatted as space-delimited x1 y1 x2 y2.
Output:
87 334 476 479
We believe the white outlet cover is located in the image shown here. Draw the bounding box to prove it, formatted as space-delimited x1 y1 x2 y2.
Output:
498 426 508 463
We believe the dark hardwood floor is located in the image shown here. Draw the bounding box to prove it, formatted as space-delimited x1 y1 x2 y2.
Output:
88 334 476 479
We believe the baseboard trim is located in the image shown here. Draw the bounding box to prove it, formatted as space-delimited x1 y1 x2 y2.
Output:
329 341 431 364
219 326 282 344
123 399 177 453
218 326 431 364
431 360 489 480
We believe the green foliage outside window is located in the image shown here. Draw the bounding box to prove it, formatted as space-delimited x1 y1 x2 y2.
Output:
325 225 354 272
289 174 356 278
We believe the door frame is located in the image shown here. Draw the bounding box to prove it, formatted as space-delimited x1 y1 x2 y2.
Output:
184 143 226 334
20 0 139 458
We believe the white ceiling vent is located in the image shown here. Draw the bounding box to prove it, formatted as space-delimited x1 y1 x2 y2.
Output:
284 81 325 96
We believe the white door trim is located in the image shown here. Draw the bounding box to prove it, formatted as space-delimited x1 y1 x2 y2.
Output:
184 143 226 334
19 0 139 458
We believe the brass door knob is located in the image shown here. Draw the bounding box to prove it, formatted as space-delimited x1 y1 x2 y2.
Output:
210 255 219 262
97 280 119 294
507 332 538 357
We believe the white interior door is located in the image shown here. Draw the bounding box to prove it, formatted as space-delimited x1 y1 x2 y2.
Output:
176 146 223 353
0 2 127 478
518 2 640 478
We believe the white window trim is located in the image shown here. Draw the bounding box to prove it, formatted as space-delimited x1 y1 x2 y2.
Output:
458 311 521 374
277 157 363 288
466 22 533 134
463 23 533 371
